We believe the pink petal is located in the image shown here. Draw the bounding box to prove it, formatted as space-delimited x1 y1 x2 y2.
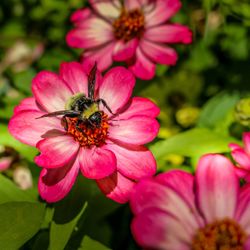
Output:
89 0 121 19
119 97 160 119
235 167 249 179
98 66 135 114
244 173 250 182
35 135 79 168
130 178 197 224
128 47 156 80
66 16 114 49
130 179 200 235
140 39 178 65
113 38 139 61
195 154 239 224
109 115 159 145
243 132 250 154
235 184 250 234
32 71 73 113
231 148 250 170
14 97 39 114
124 0 142 10
96 171 135 203
229 143 242 151
244 237 250 249
131 208 191 250
59 62 88 95
8 110 63 147
105 142 156 180
79 147 116 179
70 8 92 24
144 0 182 27
156 171 194 210
0 157 12 171
81 42 115 71
144 24 192 44
38 158 79 203
156 170 204 226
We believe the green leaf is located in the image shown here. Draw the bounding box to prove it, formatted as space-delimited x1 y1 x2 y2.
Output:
13 69 35 95
49 202 88 250
197 92 240 129
0 202 45 250
0 123 38 162
49 176 91 250
0 174 35 204
79 236 111 250
150 128 238 161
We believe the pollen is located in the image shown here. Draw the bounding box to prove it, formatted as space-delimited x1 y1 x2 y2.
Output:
62 112 109 148
113 9 145 42
192 218 247 250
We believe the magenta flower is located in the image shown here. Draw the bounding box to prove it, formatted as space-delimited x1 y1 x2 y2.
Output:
8 62 159 203
229 132 250 182
66 0 192 80
0 157 12 171
130 154 250 249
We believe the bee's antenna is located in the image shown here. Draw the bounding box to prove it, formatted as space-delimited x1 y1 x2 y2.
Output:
88 62 97 100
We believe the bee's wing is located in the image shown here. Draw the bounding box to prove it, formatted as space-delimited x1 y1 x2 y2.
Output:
36 110 81 119
88 62 97 100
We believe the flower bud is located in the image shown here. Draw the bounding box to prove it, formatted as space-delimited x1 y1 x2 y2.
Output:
235 98 250 126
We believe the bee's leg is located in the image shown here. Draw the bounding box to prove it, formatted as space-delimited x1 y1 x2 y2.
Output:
61 116 68 131
76 119 83 133
96 99 115 115
75 119 89 137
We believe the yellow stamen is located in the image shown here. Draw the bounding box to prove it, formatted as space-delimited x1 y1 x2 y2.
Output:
192 218 247 250
63 112 109 148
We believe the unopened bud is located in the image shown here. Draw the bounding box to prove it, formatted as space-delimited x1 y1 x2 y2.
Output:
235 98 250 126
176 106 200 128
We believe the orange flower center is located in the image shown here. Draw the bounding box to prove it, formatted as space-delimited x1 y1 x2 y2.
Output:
113 9 145 42
192 218 247 250
62 112 109 148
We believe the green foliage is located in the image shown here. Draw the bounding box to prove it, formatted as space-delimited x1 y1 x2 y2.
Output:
79 236 111 250
49 202 88 250
0 202 45 250
0 174 35 204
150 128 237 166
197 91 240 130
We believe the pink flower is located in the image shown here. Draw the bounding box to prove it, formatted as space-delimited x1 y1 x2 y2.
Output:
8 62 159 203
130 154 250 249
0 157 12 171
229 132 250 182
66 0 192 80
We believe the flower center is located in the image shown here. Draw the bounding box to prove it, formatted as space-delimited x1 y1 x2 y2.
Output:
113 9 145 42
192 218 247 250
62 112 109 148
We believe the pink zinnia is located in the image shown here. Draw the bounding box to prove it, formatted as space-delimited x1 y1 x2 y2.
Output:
229 132 250 182
66 0 192 80
8 62 159 203
130 154 250 249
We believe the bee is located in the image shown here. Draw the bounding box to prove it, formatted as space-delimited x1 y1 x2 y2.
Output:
37 63 114 132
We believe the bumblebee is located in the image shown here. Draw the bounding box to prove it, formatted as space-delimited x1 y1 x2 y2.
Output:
38 63 113 131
